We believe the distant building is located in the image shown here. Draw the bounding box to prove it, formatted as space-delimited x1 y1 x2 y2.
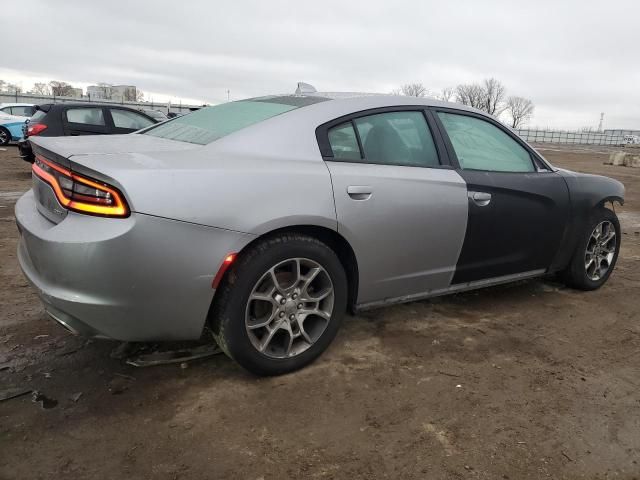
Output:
87 85 110 100
86 84 137 102
69 87 83 98
111 85 137 102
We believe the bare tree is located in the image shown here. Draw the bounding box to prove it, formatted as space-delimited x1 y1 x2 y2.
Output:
455 83 485 109
49 81 74 97
505 96 534 128
0 80 5 92
5 83 22 94
136 90 145 102
482 78 506 115
438 87 455 102
31 82 51 96
400 82 428 97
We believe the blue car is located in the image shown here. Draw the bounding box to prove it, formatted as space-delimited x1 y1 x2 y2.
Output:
0 103 35 145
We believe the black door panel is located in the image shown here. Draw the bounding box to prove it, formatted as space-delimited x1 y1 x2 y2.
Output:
452 170 570 283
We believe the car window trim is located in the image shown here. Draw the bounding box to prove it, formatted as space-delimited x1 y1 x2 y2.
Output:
430 106 555 173
316 106 454 169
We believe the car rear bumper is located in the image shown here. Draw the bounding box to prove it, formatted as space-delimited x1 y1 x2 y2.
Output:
15 189 254 341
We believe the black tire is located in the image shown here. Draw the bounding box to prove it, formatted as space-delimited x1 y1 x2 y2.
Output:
562 207 620 290
210 233 348 376
0 127 10 146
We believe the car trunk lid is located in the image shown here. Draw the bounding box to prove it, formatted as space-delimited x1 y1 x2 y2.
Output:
29 135 201 223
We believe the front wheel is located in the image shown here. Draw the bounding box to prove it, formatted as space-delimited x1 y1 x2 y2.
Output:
562 207 620 290
0 127 10 146
210 234 347 376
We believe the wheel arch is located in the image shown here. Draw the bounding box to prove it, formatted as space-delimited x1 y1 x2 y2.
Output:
597 195 624 208
212 224 360 314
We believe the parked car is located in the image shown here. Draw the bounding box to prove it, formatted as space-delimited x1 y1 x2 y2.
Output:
18 103 158 162
15 94 624 375
623 134 640 145
139 108 169 122
0 103 35 146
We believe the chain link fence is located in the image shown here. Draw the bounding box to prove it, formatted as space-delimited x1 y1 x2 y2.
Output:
516 129 626 146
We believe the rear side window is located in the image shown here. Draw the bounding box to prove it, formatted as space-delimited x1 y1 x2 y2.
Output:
328 122 361 161
11 106 34 117
110 109 155 130
438 112 534 172
142 97 326 145
66 108 105 126
328 111 439 167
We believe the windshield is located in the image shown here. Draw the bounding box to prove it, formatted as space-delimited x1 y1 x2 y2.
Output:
141 96 329 145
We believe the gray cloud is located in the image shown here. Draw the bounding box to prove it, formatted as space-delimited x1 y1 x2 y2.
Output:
3 0 639 129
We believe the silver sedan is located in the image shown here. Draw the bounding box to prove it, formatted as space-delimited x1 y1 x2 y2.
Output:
16 94 624 375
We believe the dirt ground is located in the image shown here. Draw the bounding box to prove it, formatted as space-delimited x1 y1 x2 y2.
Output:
1 144 639 480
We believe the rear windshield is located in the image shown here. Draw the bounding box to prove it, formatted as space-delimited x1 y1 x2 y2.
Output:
31 110 47 122
141 96 330 145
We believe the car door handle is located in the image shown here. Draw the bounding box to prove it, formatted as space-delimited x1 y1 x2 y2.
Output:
347 185 372 200
469 191 492 207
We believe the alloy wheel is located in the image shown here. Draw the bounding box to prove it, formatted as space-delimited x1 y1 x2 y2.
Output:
585 220 616 281
245 257 335 359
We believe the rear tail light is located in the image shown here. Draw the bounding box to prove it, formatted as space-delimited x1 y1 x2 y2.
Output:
32 154 129 217
27 123 47 136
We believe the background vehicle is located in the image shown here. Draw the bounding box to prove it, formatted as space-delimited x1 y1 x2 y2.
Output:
624 134 640 145
0 103 35 146
139 108 168 122
15 94 624 375
18 103 158 162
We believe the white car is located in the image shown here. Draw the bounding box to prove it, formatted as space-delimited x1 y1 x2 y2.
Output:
0 103 35 145
623 135 640 145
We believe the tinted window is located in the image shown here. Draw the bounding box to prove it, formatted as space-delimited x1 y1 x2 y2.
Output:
11 106 30 116
66 108 105 126
142 98 324 145
438 112 534 172
328 122 361 161
30 110 46 122
111 109 155 130
353 111 439 167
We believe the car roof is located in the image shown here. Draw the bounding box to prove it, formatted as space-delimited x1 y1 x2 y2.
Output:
0 103 35 108
242 93 489 120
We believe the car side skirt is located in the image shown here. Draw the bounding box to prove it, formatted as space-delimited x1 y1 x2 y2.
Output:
355 268 546 311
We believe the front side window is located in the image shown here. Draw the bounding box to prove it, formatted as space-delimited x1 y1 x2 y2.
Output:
327 111 439 167
438 112 534 172
111 109 155 130
66 108 105 126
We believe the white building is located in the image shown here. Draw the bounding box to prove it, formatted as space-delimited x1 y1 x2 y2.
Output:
87 84 137 102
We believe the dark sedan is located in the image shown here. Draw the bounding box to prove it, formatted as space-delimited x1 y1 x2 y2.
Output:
18 103 158 162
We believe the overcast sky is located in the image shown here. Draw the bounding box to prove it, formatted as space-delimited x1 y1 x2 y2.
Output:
3 0 639 129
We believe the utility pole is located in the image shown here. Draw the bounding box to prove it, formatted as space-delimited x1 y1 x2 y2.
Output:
227 89 230 102
598 112 604 132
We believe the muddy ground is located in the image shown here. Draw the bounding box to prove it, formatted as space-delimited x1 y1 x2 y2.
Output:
1 144 639 479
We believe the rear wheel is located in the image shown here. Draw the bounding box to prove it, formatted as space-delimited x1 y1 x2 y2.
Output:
562 207 620 290
0 127 10 146
210 234 347 376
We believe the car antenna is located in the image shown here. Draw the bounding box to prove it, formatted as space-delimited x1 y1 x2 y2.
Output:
295 82 317 95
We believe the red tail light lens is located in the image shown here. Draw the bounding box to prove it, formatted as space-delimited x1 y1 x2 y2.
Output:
27 123 47 136
32 154 129 217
